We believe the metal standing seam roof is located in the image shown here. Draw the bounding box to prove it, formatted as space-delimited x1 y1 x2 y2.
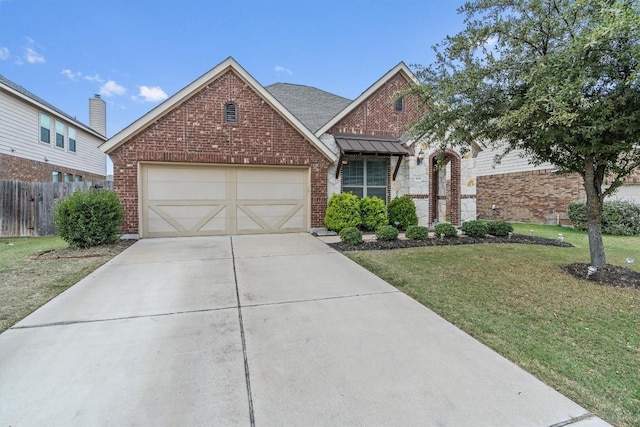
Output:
334 134 410 156
0 74 105 139
265 83 352 133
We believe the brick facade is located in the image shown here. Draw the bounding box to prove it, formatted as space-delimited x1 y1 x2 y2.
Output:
109 70 332 235
0 152 105 183
429 149 461 225
330 73 421 138
477 169 585 224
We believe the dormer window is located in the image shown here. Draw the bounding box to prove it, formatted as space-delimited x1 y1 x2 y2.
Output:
224 102 237 124
394 97 404 112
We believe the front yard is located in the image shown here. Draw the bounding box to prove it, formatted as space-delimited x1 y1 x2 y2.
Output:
345 224 639 427
0 237 133 333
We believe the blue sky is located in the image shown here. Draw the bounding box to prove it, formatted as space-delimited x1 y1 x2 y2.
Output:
0 0 466 140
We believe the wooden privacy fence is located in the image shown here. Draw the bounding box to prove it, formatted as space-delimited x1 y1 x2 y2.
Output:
0 180 114 237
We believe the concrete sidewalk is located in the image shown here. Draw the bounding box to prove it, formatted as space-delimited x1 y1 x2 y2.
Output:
0 234 610 426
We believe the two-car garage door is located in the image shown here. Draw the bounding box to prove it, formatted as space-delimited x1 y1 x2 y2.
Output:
140 163 309 237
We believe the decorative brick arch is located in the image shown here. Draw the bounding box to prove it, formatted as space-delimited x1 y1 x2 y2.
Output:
429 149 461 225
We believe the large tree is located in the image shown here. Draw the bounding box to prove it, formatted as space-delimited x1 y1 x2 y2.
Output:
412 0 640 267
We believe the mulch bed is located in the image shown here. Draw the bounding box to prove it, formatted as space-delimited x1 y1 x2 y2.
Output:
32 239 136 260
561 263 640 290
327 233 639 289
327 233 573 252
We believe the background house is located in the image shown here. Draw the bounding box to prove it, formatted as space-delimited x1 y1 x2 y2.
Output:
474 147 640 224
0 74 107 182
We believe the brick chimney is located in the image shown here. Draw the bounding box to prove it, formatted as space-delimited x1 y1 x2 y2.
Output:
89 94 106 136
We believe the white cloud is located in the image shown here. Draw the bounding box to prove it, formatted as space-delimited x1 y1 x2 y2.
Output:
84 73 104 83
0 47 9 61
24 47 44 64
274 65 292 75
61 69 82 80
134 85 168 103
100 80 126 97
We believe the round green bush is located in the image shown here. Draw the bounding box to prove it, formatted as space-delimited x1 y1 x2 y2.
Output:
461 220 489 237
54 188 124 248
360 196 388 231
387 196 418 231
376 225 399 241
487 221 513 236
324 192 361 232
434 222 457 237
339 227 363 245
405 225 429 240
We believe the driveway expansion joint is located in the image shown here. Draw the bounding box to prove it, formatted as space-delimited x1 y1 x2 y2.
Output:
548 413 598 427
241 290 401 309
9 306 239 330
230 236 256 427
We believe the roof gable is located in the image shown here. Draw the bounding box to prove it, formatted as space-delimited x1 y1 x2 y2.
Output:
100 57 337 161
315 62 419 137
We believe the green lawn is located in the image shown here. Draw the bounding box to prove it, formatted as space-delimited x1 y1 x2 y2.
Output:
346 224 639 427
0 237 131 332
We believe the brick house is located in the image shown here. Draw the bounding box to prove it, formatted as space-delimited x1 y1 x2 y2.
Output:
0 74 108 183
473 147 640 224
102 57 477 238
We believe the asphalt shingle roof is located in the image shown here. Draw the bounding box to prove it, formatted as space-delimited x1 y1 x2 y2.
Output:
266 83 351 133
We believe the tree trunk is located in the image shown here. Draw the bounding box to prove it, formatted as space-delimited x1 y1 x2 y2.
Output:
583 160 606 267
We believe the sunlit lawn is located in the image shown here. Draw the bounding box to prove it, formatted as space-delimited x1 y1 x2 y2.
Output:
346 224 639 427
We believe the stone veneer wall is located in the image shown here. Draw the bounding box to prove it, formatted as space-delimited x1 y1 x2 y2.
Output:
477 169 585 224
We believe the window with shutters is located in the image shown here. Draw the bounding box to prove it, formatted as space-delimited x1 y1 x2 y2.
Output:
224 102 237 124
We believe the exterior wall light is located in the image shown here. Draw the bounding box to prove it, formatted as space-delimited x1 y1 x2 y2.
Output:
417 149 425 165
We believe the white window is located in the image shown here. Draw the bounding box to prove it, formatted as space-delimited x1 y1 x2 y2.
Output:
40 113 50 143
342 158 388 201
68 128 76 152
55 121 64 148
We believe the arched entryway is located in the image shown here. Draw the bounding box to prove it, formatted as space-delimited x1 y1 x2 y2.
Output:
429 149 461 226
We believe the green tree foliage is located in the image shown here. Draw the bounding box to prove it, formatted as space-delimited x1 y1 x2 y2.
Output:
55 188 124 248
324 192 361 232
410 0 640 266
360 196 388 231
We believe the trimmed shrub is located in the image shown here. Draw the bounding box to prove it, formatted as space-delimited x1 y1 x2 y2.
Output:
376 225 399 241
387 196 418 230
339 227 363 245
54 188 124 248
602 200 640 236
567 201 588 231
434 222 457 237
360 196 388 231
405 225 429 240
324 192 361 232
487 220 513 236
461 220 489 237
568 200 640 235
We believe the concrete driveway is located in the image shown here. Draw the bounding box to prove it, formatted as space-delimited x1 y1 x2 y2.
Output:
0 234 609 426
